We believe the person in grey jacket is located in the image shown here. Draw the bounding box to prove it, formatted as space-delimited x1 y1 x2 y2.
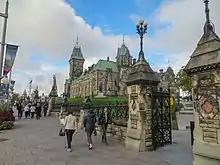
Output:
83 109 96 150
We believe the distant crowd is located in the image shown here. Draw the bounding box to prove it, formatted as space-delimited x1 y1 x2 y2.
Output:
11 101 48 120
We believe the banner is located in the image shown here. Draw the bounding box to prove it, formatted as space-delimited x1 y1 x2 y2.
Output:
3 44 19 75
10 80 15 89
170 97 174 106
2 83 9 97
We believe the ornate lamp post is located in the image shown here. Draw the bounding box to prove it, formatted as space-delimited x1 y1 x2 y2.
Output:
0 0 9 76
136 20 148 53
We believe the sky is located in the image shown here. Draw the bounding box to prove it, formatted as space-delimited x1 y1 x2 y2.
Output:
0 0 219 95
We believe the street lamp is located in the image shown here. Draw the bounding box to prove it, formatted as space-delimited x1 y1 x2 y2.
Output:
136 20 148 53
0 0 9 76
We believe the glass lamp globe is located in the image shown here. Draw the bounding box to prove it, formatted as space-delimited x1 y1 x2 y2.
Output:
2 76 9 85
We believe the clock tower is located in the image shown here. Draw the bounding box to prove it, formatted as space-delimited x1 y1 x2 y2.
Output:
69 37 85 78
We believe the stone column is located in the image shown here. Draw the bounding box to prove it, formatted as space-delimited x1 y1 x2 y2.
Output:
189 73 220 165
125 84 146 151
184 1 220 164
125 84 155 151
125 53 160 151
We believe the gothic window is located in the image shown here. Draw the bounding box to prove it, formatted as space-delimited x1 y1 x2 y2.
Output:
114 80 117 86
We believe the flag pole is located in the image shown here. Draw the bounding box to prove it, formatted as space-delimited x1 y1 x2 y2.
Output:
28 80 32 97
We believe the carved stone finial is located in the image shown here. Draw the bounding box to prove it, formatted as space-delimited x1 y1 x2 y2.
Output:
203 0 215 36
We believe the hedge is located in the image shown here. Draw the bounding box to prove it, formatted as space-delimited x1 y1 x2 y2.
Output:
0 105 8 111
0 121 14 130
55 97 128 105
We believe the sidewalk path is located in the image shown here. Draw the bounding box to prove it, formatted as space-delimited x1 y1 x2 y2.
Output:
0 117 193 165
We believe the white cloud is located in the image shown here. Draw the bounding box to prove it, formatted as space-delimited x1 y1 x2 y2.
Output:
0 0 138 95
150 0 220 60
0 0 219 95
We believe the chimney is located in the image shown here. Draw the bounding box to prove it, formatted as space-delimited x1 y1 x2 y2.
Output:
133 58 136 65
107 56 109 61
159 69 163 73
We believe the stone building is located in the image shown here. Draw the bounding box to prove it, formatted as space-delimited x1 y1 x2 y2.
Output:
64 38 179 98
64 38 133 98
155 67 179 97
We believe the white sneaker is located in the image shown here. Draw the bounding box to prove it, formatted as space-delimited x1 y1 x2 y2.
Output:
89 144 93 150
67 148 72 152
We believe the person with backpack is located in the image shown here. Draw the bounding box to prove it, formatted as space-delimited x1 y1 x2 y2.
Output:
83 109 96 150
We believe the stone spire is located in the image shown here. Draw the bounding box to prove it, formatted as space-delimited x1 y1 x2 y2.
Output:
75 34 79 48
70 35 85 60
22 89 27 97
49 75 58 97
184 0 220 74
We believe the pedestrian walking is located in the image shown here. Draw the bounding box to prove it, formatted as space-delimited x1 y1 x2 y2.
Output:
63 112 78 152
83 109 96 150
35 102 41 120
43 103 48 117
98 107 112 144
17 102 23 119
28 102 31 117
24 105 29 118
30 105 35 118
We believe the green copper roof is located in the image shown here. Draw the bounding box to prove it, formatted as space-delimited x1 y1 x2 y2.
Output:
94 59 119 72
70 46 85 60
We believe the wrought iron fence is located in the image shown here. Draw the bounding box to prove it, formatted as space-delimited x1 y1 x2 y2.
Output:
53 102 129 127
92 103 129 127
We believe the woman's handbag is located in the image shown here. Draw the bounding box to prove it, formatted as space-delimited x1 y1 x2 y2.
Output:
59 128 65 136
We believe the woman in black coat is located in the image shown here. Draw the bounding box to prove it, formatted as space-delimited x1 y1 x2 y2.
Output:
83 109 96 149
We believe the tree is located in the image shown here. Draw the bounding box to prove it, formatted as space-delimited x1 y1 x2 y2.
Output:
176 68 193 95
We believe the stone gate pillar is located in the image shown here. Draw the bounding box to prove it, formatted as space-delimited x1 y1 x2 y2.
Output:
125 51 160 151
184 1 220 164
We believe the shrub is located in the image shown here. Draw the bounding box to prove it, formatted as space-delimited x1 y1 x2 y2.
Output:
0 121 14 130
0 105 8 111
55 97 128 106
0 111 15 122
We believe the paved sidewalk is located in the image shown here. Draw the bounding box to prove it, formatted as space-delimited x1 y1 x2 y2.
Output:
0 117 193 165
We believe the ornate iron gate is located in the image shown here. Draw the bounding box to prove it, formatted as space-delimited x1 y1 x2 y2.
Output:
151 87 172 150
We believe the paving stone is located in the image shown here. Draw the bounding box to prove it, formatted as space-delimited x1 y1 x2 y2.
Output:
0 117 193 165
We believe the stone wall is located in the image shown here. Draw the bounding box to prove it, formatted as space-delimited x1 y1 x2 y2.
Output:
110 124 127 141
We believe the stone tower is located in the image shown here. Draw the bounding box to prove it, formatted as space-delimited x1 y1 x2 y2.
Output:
116 36 133 95
69 36 85 78
184 1 220 165
116 35 132 67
